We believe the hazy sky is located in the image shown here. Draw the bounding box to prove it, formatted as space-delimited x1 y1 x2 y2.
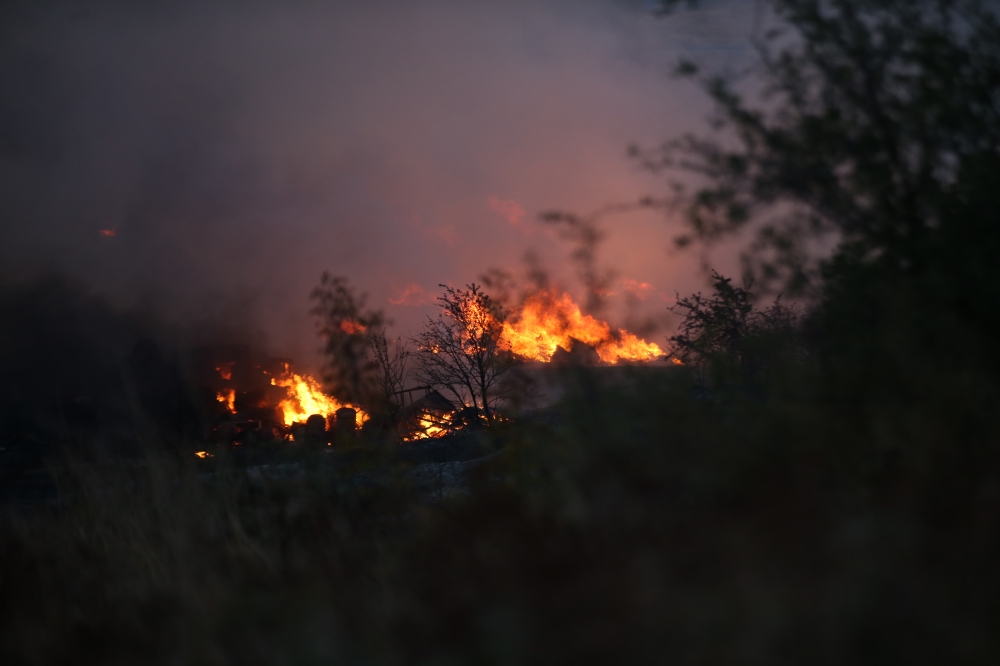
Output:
0 0 759 365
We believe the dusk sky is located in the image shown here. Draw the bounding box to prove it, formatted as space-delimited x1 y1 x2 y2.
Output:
1 0 760 366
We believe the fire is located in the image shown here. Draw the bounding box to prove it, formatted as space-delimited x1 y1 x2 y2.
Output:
271 370 367 427
216 389 236 413
502 289 664 364
406 413 453 441
339 320 366 335
195 451 212 459
215 363 234 380
458 298 496 342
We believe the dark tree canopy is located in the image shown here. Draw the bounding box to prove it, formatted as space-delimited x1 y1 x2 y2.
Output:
641 0 1000 293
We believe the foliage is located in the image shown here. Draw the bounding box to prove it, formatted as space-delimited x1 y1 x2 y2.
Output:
0 448 416 666
669 270 755 362
310 273 388 407
412 284 516 422
5 1 1000 663
4 356 1000 664
311 274 417 425
668 270 802 386
638 0 1000 293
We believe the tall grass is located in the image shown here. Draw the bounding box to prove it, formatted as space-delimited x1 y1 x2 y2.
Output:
3 358 998 664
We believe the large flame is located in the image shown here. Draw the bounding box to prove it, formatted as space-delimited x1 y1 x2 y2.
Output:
503 289 663 364
271 371 367 427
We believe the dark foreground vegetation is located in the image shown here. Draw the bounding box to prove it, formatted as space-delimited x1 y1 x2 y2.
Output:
4 0 1000 663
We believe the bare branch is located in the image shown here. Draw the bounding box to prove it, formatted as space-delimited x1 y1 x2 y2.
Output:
411 284 517 424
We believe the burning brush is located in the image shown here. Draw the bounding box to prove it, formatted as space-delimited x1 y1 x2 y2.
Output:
503 288 664 364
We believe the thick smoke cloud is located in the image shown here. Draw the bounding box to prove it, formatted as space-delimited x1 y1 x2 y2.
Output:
0 0 754 367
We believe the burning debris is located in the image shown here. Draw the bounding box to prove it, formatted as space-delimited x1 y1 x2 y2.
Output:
393 386 460 441
194 345 366 449
271 370 366 428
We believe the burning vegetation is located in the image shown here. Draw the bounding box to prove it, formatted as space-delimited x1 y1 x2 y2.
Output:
194 280 668 451
6 2 1000 661
502 288 664 364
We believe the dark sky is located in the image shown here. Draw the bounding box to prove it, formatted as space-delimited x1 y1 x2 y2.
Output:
0 0 756 366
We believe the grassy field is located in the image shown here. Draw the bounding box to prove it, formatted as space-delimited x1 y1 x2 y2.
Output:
2 357 998 664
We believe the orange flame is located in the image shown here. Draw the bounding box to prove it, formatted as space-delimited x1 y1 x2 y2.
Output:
339 320 367 335
216 389 236 413
502 289 663 364
271 370 367 427
420 417 447 438
215 363 234 380
405 412 453 441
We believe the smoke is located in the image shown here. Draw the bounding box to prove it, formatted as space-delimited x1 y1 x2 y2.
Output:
0 0 754 367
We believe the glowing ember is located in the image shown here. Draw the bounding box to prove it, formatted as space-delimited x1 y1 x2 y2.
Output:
216 389 236 413
195 451 212 458
502 289 664 364
98 229 116 237
215 363 234 380
271 370 367 427
406 413 453 441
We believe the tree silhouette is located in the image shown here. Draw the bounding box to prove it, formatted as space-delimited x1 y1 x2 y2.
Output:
412 284 516 423
367 328 410 418
310 273 386 406
640 0 1000 294
669 271 801 387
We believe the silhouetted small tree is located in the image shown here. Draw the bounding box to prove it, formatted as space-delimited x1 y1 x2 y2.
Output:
311 276 409 402
669 271 801 387
367 328 410 417
412 284 516 423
